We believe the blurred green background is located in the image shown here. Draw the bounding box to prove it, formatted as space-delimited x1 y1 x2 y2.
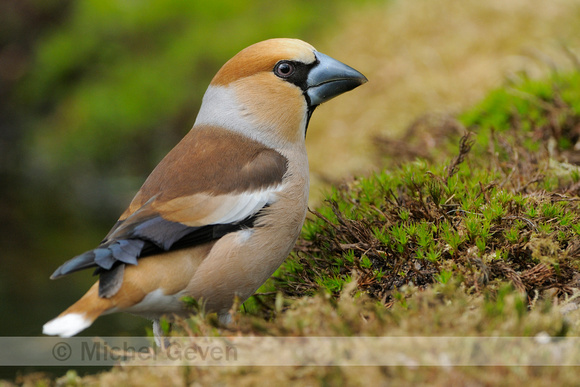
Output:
0 0 371 338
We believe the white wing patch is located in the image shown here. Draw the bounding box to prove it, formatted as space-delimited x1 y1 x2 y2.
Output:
215 189 276 224
210 185 284 225
155 183 285 228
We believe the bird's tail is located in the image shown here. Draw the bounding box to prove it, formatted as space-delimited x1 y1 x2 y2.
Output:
43 282 112 337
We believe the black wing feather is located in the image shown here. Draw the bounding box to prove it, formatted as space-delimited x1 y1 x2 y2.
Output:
50 214 259 280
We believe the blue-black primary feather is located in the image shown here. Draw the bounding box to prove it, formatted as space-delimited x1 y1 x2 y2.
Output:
50 214 259 280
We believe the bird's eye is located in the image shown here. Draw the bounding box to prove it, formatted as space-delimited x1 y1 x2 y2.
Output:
274 61 295 78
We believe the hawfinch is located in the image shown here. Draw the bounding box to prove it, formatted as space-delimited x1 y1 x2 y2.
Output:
43 38 366 339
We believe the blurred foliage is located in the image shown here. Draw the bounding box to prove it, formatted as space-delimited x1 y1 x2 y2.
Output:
460 72 580 133
0 0 370 340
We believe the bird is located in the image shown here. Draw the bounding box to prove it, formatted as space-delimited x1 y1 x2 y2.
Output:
42 38 367 341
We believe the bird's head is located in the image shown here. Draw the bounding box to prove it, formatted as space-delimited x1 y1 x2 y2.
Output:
194 38 367 148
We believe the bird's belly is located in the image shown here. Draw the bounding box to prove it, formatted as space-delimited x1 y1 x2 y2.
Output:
185 203 307 316
117 288 187 318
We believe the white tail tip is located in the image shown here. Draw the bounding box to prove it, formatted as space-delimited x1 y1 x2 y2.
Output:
43 313 91 337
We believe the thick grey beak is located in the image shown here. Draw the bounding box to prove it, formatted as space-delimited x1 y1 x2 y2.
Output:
306 51 367 107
